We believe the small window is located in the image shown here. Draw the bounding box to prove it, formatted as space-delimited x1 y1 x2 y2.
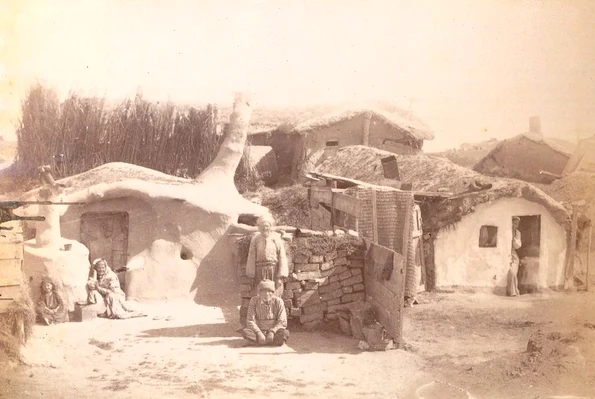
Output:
479 225 498 248
326 140 339 147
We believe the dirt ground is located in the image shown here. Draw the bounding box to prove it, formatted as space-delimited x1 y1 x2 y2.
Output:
406 288 595 399
1 284 594 399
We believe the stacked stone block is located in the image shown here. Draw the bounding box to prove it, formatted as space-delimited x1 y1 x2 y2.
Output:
283 248 366 330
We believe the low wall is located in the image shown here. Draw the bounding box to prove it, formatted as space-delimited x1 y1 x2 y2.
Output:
236 229 366 330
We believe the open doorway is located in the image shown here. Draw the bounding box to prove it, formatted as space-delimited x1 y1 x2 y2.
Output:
80 212 129 290
513 215 541 294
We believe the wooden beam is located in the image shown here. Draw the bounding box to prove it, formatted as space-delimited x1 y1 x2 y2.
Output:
332 192 361 216
0 259 24 286
539 170 562 179
371 189 378 243
310 186 361 216
330 191 335 231
565 204 579 290
310 185 333 204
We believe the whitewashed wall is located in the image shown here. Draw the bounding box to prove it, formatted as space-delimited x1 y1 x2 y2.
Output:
434 197 567 290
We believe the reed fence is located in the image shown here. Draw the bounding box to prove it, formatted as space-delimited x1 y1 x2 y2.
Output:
15 84 259 190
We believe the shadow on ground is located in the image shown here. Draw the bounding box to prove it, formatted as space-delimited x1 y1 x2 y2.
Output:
190 228 242 326
137 322 238 338
137 319 362 355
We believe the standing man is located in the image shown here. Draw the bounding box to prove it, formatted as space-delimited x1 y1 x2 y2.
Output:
507 216 522 296
242 280 290 346
245 215 288 297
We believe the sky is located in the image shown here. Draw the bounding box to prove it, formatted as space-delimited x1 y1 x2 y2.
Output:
1 0 594 151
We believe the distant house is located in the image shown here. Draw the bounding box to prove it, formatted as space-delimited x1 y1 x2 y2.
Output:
311 145 570 293
562 135 595 175
249 105 434 181
473 133 576 183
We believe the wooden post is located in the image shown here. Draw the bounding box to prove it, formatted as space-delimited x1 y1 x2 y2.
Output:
330 191 335 232
587 224 592 292
400 197 414 288
308 186 314 230
565 204 579 290
419 232 427 290
329 181 337 231
354 191 359 233
371 189 378 243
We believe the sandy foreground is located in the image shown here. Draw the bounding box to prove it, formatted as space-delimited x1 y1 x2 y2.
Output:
1 288 594 399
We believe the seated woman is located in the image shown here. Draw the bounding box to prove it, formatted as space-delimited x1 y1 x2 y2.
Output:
87 258 145 319
37 277 69 325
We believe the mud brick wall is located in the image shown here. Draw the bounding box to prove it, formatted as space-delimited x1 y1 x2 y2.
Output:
236 231 366 331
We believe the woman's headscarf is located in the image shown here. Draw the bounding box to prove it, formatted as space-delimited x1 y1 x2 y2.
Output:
92 258 109 270
91 258 115 278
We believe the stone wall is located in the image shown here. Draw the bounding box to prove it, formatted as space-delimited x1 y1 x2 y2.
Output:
236 229 366 330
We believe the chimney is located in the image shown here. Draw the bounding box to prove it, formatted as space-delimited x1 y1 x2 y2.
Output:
363 112 372 146
529 116 541 136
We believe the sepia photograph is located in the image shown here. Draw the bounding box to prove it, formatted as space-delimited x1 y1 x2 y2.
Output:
0 1 594 398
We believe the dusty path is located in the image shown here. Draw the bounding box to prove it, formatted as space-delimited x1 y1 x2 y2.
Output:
0 298 425 399
405 290 595 399
1 289 594 399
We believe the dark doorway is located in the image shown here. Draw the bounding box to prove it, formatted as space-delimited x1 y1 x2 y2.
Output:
514 215 541 294
80 212 130 290
515 215 541 258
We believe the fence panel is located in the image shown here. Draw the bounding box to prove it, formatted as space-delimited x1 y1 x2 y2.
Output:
364 243 406 346
0 221 24 313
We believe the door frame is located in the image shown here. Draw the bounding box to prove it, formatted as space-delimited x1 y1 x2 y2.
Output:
80 211 130 288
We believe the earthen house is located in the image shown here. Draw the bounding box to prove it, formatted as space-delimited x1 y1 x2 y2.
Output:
19 162 270 302
473 133 576 184
249 105 434 182
312 145 571 293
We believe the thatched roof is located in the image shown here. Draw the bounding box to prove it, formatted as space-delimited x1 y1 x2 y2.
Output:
536 172 595 204
536 172 595 222
14 162 268 217
54 162 193 193
312 145 570 232
292 105 434 141
314 145 479 194
523 134 576 155
562 135 595 175
484 133 576 158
